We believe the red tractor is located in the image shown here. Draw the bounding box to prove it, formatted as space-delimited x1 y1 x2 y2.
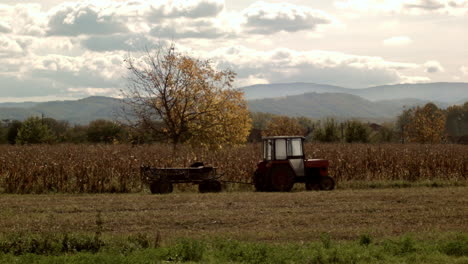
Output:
253 136 335 192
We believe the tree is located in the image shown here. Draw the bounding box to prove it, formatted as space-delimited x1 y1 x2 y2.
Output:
445 102 468 142
16 117 55 144
123 44 252 149
0 125 6 144
344 120 371 143
250 112 275 130
405 103 446 143
42 118 70 143
312 118 340 142
64 124 89 143
370 122 398 143
87 120 124 143
6 120 22 144
262 116 305 137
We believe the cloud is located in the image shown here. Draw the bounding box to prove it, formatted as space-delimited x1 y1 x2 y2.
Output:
143 0 224 21
404 0 445 10
424 60 444 73
461 66 468 75
82 34 156 52
149 18 232 39
0 74 63 97
0 52 125 99
160 0 224 18
0 21 11 33
0 4 46 36
67 87 118 97
44 0 229 39
47 3 129 36
205 46 421 88
0 35 23 57
383 36 412 46
335 0 468 15
242 1 334 34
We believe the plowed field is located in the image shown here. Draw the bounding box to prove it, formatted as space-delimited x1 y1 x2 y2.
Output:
1 187 466 242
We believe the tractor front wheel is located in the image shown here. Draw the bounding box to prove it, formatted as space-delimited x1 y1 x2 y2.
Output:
319 176 335 191
254 171 268 192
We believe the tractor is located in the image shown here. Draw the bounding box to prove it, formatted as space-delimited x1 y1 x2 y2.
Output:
253 136 335 192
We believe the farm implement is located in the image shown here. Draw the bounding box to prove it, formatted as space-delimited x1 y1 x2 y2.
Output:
141 163 223 194
141 136 335 194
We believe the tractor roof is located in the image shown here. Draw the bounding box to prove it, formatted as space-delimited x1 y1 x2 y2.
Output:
261 136 305 140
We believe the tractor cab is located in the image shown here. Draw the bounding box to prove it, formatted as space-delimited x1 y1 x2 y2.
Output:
262 136 305 177
254 136 335 192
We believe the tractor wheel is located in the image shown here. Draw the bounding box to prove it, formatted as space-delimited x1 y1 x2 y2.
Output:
305 183 320 191
319 176 335 191
150 181 173 194
269 164 295 192
254 171 268 192
199 180 222 193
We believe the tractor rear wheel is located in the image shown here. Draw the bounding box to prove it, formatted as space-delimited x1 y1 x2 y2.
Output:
150 180 173 194
319 176 335 191
269 164 295 192
198 180 222 193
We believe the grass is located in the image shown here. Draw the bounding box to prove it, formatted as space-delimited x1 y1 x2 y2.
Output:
0 233 467 263
0 187 466 263
0 187 466 242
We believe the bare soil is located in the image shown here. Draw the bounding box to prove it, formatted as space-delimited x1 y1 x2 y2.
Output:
0 187 467 242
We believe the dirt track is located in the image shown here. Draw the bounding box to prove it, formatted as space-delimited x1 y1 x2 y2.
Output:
0 187 467 242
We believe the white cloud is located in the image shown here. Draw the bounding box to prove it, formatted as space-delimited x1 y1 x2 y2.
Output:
399 75 431 83
0 4 46 36
67 87 118 97
140 0 224 21
149 17 234 39
335 0 468 15
47 2 129 36
44 0 233 40
204 46 421 88
0 35 23 57
82 34 156 52
0 51 126 99
0 21 11 33
242 1 335 34
424 60 444 73
383 36 412 46
461 66 468 75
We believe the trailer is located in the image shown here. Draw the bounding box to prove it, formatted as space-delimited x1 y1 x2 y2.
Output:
141 162 223 194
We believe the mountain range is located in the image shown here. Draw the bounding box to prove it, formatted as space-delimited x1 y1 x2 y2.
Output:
241 82 468 103
0 82 466 124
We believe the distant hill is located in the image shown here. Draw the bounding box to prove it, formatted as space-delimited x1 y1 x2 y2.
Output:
354 82 468 102
0 102 39 108
0 96 123 124
247 92 437 119
0 85 464 124
241 82 468 103
241 83 349 100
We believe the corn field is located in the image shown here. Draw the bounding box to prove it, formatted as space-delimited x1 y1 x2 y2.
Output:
0 143 466 193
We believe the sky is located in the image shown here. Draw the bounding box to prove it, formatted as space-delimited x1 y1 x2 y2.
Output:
0 0 467 102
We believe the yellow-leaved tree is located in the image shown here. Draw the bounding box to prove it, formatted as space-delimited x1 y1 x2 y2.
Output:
122 44 252 149
262 116 305 137
405 103 446 143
